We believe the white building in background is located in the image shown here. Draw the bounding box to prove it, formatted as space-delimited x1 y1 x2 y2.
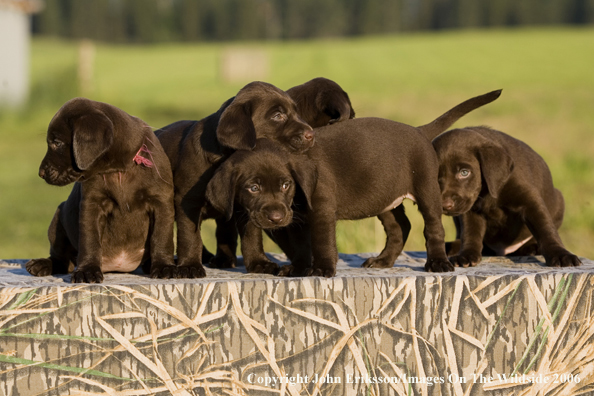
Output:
0 0 42 108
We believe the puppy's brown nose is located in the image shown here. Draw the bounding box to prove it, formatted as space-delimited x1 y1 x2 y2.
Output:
38 168 46 179
303 130 314 141
442 198 455 211
267 211 284 224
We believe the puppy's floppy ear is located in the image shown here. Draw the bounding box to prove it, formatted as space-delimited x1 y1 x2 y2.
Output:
206 160 237 220
72 112 114 170
477 145 514 198
318 90 355 124
289 157 317 209
216 100 257 150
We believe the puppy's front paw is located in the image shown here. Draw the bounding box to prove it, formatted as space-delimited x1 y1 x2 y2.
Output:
246 259 279 274
209 254 237 269
71 266 104 283
26 258 53 277
277 264 311 277
425 257 455 272
150 263 177 279
547 252 582 267
277 265 293 277
362 256 394 268
176 262 207 279
448 252 481 268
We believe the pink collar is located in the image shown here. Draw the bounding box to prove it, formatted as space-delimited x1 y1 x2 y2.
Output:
133 144 153 167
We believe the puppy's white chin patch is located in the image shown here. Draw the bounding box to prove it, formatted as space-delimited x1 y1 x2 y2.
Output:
102 249 144 273
382 193 415 213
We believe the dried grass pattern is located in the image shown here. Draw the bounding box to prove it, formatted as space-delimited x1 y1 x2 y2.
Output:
0 270 593 396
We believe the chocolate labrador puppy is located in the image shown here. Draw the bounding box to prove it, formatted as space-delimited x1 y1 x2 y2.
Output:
205 139 315 273
286 77 355 127
245 90 501 277
26 98 176 283
433 126 581 267
155 81 313 277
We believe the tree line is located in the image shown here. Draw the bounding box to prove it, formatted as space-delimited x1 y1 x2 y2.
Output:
32 0 594 43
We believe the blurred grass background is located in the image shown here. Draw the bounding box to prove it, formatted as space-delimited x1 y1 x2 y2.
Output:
1 27 593 259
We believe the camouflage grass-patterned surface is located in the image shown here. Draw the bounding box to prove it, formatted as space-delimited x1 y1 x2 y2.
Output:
0 253 592 396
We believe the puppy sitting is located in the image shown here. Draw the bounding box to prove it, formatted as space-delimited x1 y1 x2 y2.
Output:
205 139 315 274
433 126 581 267
26 98 176 283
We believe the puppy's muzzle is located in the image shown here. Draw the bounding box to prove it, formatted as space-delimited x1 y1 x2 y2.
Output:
39 163 81 186
290 128 315 153
442 198 455 212
442 194 470 216
252 205 293 229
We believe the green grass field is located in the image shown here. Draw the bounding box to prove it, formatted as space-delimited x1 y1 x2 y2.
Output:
1 27 593 259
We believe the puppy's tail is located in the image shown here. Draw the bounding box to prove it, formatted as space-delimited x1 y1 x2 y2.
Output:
417 89 502 140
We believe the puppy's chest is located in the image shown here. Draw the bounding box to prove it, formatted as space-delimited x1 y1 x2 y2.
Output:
97 173 154 213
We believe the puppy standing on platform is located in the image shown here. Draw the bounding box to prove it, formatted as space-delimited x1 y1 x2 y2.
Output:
205 139 316 273
433 126 581 267
26 98 176 283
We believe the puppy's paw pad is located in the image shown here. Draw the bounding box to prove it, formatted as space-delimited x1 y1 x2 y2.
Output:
246 260 279 275
209 255 237 269
362 256 394 268
26 259 53 277
150 264 177 279
71 267 104 283
425 258 455 272
176 263 206 279
449 253 481 268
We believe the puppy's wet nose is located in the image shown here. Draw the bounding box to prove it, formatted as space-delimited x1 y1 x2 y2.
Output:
303 129 314 141
267 211 284 224
38 168 46 179
442 198 455 211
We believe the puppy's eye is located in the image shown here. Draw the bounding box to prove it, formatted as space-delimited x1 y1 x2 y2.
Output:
271 112 287 122
281 181 291 191
50 140 64 150
248 184 260 193
458 169 471 178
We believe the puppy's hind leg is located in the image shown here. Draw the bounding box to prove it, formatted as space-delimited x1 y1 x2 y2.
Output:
26 203 76 277
362 205 411 268
414 173 454 272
